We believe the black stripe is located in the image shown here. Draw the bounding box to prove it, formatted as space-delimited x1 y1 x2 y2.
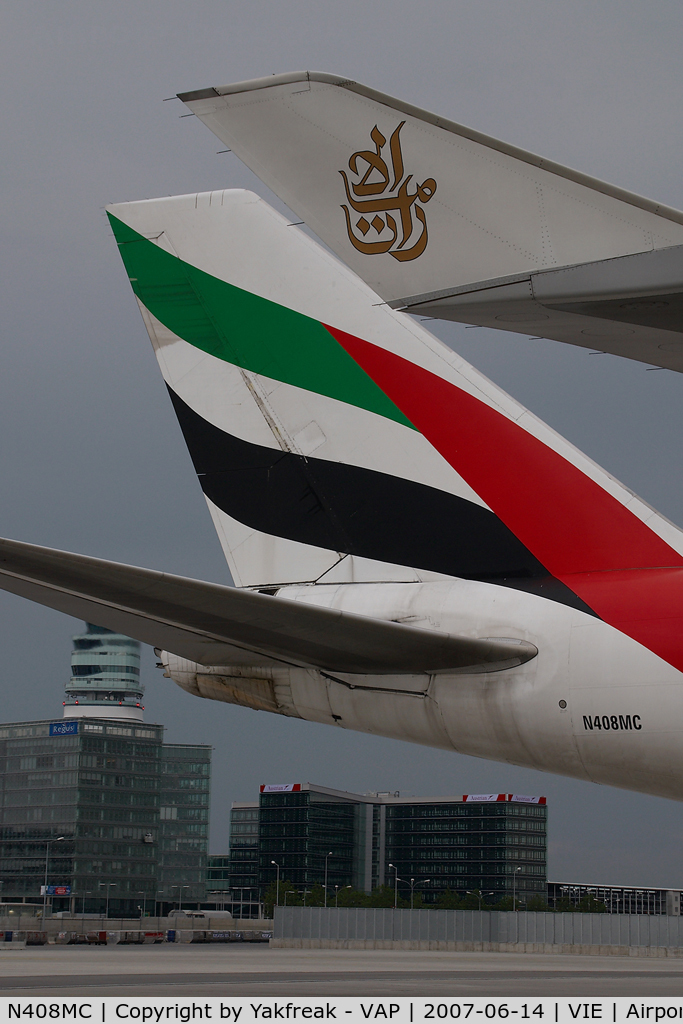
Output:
168 388 596 614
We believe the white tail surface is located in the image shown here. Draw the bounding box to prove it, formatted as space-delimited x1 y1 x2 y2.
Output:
107 187 683 693
179 72 683 304
179 73 683 371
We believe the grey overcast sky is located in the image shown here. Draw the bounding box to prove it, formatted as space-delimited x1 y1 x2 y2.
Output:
2 0 683 883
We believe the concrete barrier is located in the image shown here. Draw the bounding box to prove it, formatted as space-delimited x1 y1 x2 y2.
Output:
0 915 273 943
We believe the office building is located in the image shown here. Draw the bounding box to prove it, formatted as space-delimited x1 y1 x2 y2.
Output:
158 743 211 905
209 801 260 916
0 622 211 916
0 716 160 914
0 716 211 914
382 792 547 902
206 854 230 897
231 783 547 905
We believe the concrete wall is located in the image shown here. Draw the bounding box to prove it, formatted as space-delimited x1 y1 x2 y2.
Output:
0 915 273 939
273 907 683 956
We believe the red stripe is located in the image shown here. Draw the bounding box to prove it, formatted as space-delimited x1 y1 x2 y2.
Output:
327 325 683 671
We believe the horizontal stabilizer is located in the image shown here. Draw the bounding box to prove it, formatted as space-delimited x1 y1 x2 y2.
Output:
179 72 683 370
401 244 683 372
0 539 536 674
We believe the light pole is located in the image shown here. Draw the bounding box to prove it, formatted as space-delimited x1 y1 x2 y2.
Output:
208 890 227 913
335 885 351 908
388 863 399 908
512 866 522 911
98 882 116 919
170 884 190 912
467 889 481 911
271 861 280 907
301 889 312 907
409 878 431 909
81 890 91 916
42 836 65 919
283 890 296 907
323 851 333 908
467 889 495 911
137 891 147 918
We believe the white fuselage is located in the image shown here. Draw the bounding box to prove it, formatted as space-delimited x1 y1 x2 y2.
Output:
163 580 683 801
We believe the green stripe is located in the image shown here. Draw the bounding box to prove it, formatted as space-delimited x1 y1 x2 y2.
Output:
108 214 414 430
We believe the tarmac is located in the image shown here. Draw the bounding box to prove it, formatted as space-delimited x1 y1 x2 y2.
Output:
2 944 683 996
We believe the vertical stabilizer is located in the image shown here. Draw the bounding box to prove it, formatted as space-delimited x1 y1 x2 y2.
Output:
107 187 683 686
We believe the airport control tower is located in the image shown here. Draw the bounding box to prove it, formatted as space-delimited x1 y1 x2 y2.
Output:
63 623 145 721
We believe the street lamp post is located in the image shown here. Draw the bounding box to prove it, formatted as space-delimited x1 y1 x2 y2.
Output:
511 867 523 945
137 891 147 918
283 890 296 907
271 861 280 907
335 885 351 908
512 866 522 911
409 878 431 910
467 890 481 912
388 864 399 908
467 889 495 912
323 852 333 908
42 836 65 919
81 890 91 916
208 890 227 913
170 885 190 912
98 882 116 919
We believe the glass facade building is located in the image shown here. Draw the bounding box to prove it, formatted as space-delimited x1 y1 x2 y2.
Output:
383 798 547 901
0 718 210 915
207 855 231 894
158 744 211 905
245 784 547 905
258 788 368 893
226 803 259 895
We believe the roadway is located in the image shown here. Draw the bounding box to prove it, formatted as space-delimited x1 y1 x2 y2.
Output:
1 945 683 996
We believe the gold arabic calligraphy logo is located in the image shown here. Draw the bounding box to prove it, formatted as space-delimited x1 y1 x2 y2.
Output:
340 121 437 261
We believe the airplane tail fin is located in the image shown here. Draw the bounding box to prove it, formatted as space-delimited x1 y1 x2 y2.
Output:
179 72 683 371
107 189 493 589
106 189 683 675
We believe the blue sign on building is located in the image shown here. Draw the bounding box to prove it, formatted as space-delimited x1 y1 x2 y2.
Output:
49 721 78 737
41 885 71 896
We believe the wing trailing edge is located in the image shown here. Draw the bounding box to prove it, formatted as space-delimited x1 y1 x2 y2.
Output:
0 538 537 674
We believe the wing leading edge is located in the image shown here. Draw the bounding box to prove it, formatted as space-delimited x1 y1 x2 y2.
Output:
0 538 536 674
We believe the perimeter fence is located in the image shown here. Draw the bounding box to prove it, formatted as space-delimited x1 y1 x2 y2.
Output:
273 906 683 955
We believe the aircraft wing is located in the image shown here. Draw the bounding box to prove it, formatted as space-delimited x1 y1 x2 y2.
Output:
179 72 683 371
0 538 536 674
